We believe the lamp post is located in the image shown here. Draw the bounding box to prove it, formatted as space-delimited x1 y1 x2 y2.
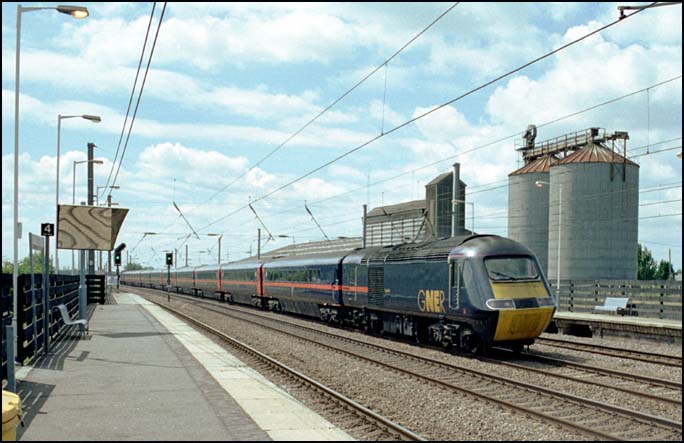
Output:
96 185 119 273
72 160 104 204
71 159 103 273
56 114 101 273
95 185 119 206
536 180 562 307
452 199 475 234
12 4 90 387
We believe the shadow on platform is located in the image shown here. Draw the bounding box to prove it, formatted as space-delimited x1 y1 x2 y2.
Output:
15 379 55 441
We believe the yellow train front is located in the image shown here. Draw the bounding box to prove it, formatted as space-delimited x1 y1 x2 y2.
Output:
443 235 556 352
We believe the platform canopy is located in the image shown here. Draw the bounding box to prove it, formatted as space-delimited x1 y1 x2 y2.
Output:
57 205 128 251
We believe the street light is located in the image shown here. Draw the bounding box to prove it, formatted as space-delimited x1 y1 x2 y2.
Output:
95 185 119 206
72 160 104 204
94 185 119 273
56 114 101 272
56 5 89 18
12 5 90 388
277 234 296 244
452 199 475 234
536 180 562 307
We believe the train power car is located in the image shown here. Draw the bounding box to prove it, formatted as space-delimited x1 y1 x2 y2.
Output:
121 234 555 353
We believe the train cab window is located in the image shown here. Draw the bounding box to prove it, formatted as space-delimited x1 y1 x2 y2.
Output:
485 257 539 281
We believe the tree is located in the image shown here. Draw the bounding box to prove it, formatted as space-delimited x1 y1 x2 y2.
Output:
637 244 657 280
123 262 153 271
124 262 144 271
1 253 55 275
655 260 675 280
637 244 675 280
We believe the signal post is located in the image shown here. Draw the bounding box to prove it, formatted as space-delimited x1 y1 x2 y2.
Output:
114 243 126 291
166 252 173 301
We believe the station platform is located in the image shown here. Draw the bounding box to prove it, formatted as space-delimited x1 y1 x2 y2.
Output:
551 311 682 343
14 292 352 441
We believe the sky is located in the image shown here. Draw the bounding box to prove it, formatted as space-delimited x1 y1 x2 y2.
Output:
1 2 682 271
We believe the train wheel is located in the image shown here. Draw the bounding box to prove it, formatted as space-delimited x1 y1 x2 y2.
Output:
461 330 485 355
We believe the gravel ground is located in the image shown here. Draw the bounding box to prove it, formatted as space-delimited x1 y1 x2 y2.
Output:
135 289 681 440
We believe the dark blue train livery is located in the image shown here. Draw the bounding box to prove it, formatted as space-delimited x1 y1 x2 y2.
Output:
121 234 555 353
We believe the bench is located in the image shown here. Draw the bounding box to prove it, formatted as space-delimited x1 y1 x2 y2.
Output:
54 304 89 335
594 297 630 316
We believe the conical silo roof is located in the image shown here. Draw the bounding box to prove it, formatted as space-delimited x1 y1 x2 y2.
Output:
509 155 558 175
557 144 639 167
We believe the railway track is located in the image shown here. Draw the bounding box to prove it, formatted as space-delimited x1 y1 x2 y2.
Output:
132 287 682 441
143 295 426 441
488 351 681 406
536 337 683 367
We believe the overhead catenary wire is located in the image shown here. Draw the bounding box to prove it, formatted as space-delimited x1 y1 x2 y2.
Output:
198 74 681 236
191 2 461 213
467 144 683 198
208 182 683 260
196 5 667 233
132 5 683 262
100 2 157 200
106 2 167 201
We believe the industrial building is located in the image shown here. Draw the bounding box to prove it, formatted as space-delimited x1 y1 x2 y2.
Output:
263 163 472 258
509 127 639 281
364 163 470 247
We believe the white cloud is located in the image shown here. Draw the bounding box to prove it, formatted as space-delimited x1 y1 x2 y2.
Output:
136 142 248 187
60 7 396 69
484 26 682 138
1 90 378 151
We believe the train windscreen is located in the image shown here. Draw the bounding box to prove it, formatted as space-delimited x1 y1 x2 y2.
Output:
484 257 539 281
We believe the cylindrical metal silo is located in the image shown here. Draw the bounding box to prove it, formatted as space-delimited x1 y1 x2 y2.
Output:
508 156 556 276
547 144 639 282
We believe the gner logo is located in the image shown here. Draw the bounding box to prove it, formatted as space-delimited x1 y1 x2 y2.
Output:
417 289 445 313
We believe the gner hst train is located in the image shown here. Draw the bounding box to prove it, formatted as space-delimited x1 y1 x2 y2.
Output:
121 235 556 353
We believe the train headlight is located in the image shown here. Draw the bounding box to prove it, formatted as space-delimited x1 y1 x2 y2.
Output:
485 299 515 310
536 297 556 307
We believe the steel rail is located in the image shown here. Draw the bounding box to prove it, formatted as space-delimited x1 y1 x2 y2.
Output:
522 351 682 390
482 353 682 406
134 287 681 441
143 295 427 442
536 337 683 368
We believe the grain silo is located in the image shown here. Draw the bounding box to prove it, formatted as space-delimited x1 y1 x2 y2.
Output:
508 155 557 275
547 137 639 282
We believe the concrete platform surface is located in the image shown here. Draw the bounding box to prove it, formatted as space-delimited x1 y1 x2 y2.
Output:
15 293 352 441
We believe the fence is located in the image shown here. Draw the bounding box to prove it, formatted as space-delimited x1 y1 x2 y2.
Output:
15 274 81 364
1 274 12 385
86 275 106 304
557 279 682 320
1 273 107 383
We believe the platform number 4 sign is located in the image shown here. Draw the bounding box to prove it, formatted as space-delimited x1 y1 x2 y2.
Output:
41 223 55 237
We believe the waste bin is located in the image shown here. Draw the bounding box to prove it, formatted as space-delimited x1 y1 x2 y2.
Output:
2 390 22 441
